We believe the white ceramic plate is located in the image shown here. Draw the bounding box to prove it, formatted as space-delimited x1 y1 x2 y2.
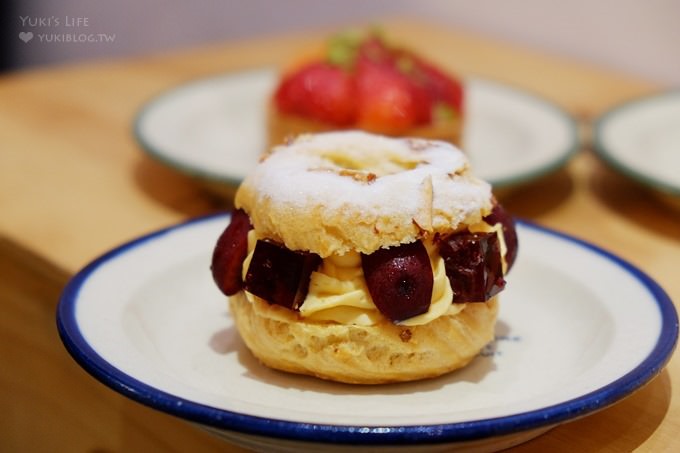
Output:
133 68 579 193
594 91 680 203
57 214 677 452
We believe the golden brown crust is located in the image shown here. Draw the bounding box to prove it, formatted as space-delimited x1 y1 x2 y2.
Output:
229 292 498 384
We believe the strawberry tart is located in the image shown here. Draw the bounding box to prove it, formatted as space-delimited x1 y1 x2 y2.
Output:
269 29 465 147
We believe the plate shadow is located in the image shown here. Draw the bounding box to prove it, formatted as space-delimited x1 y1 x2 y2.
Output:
588 156 680 241
497 168 575 219
133 156 231 216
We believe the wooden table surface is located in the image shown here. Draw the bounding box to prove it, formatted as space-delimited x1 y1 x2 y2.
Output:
1 18 678 452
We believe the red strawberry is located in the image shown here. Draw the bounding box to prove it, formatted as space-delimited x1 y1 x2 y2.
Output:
274 62 356 126
273 30 463 131
355 57 431 134
411 56 464 114
356 35 394 66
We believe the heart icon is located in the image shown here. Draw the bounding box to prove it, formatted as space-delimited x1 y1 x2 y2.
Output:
19 31 33 43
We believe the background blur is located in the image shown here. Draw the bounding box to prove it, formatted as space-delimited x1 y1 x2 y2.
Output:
3 0 679 86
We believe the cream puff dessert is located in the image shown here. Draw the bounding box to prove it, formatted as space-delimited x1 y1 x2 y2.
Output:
211 131 517 384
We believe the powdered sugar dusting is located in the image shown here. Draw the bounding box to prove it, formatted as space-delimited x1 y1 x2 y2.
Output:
242 131 492 233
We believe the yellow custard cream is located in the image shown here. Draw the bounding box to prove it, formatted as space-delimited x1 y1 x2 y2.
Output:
242 221 505 326
299 240 460 326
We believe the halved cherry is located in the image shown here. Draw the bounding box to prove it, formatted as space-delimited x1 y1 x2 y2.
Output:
361 241 433 322
483 203 518 272
438 231 505 302
244 240 321 310
211 209 252 296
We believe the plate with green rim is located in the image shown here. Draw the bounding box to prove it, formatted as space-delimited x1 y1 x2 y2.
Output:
133 68 580 197
593 90 680 207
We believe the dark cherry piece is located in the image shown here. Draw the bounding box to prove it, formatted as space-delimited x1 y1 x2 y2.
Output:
211 209 252 296
244 240 321 310
483 202 519 272
361 241 433 322
438 231 505 302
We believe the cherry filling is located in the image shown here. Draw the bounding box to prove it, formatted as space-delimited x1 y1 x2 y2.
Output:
211 209 252 296
483 203 518 272
437 231 505 302
361 241 433 322
244 240 321 310
211 204 517 321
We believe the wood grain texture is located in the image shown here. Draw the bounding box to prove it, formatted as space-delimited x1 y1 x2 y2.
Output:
0 18 677 452
0 238 240 452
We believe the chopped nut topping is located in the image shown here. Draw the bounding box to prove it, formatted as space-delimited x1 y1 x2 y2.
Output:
308 167 377 184
448 163 470 178
338 169 377 183
406 138 434 152
412 175 433 232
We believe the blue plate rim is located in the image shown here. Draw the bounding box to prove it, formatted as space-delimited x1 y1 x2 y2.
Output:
56 213 678 445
